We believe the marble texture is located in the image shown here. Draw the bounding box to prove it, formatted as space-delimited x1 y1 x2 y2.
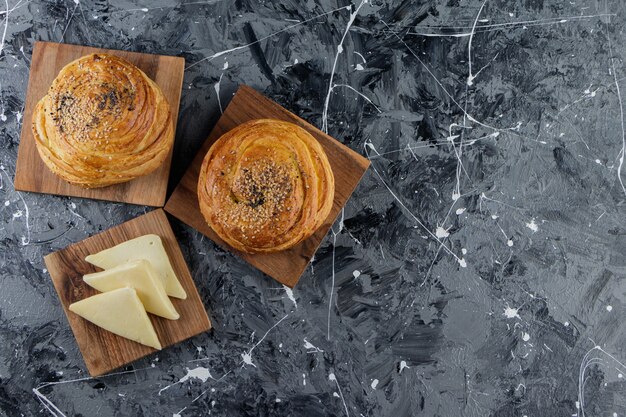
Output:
1 0 626 416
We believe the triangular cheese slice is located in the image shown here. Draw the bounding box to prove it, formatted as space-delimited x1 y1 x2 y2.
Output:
83 260 180 320
85 234 186 299
69 287 162 350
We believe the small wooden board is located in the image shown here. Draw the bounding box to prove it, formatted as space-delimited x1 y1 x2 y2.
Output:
44 209 211 377
14 41 185 206
164 85 370 288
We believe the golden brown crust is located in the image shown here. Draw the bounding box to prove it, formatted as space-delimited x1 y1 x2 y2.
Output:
197 119 335 253
32 53 174 188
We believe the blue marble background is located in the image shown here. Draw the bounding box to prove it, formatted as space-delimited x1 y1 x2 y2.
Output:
1 0 626 416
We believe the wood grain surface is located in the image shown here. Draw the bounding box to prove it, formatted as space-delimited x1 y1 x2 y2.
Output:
14 41 185 206
44 209 211 377
165 85 370 288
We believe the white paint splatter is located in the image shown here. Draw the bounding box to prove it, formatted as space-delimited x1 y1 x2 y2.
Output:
355 63 364 70
461 248 467 255
328 209 345 340
241 314 289 368
322 0 368 133
158 367 213 395
302 373 307 386
522 332 530 342
466 0 488 86
328 372 350 416
458 258 467 268
180 367 212 383
370 379 379 389
526 219 539 232
456 207 466 215
214 73 224 114
504 306 520 319
353 270 361 278
507 239 514 247
222 61 229 70
304 338 324 353
241 352 255 367
354 50 366 64
577 345 626 417
606 305 613 312
435 226 450 238
332 84 382 113
283 285 297 308
399 361 409 373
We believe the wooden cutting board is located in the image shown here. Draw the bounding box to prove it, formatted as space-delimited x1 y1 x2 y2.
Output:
14 41 185 206
44 209 211 377
165 85 370 288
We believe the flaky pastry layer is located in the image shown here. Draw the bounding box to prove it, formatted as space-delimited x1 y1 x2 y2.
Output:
32 53 173 188
198 119 335 253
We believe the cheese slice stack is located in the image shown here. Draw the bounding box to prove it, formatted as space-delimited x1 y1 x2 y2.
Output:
69 287 162 350
83 259 179 320
85 234 187 299
69 234 187 350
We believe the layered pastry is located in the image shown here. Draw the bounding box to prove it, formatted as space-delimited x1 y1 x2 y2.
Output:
32 53 173 188
198 119 335 253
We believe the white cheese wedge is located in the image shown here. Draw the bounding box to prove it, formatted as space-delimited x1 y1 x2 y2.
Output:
69 287 162 350
83 259 180 320
85 234 187 299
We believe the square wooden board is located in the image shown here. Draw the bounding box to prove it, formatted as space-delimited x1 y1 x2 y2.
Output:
164 85 370 288
44 209 211 377
14 41 185 206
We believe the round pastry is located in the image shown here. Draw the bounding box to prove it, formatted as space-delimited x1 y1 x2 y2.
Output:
32 53 174 188
198 119 335 253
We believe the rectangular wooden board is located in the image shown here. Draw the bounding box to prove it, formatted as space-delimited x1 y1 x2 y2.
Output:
44 209 211 377
164 85 370 288
14 41 185 206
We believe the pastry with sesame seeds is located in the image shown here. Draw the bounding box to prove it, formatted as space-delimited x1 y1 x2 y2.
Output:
198 119 335 253
32 53 173 188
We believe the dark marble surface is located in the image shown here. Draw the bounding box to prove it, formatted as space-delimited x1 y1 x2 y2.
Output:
1 0 626 416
